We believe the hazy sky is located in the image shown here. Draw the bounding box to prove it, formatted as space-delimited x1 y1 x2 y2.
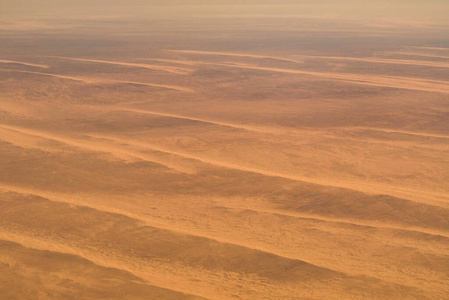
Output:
1 0 448 25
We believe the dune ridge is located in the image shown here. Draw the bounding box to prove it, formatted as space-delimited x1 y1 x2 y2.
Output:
87 133 449 207
47 56 192 75
168 49 305 64
385 52 449 59
0 68 192 91
0 190 435 299
0 124 198 173
169 49 449 69
0 59 49 69
147 54 449 94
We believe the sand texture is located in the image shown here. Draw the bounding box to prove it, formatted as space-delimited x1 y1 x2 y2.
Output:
0 2 448 299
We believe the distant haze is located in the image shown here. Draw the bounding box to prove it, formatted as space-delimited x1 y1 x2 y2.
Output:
1 0 448 24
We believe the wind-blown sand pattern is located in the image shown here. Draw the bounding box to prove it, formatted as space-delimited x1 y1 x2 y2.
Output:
149 54 449 94
206 62 449 94
0 60 49 69
385 52 449 60
295 55 449 69
170 50 449 69
0 69 192 92
168 50 306 64
48 56 192 74
1 1 449 299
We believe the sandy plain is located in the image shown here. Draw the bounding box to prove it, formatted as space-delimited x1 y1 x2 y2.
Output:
0 2 449 299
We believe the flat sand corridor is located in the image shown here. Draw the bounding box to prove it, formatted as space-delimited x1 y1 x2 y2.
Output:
1 6 449 299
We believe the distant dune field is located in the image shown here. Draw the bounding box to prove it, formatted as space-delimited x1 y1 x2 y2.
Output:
0 1 448 299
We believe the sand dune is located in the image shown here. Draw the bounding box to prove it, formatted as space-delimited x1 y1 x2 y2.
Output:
1 183 447 298
0 239 206 300
0 193 337 297
2 5 449 299
0 236 208 300
1 190 433 299
110 107 273 134
408 46 449 51
141 58 198 66
47 56 192 75
87 133 449 208
15 120 445 209
0 186 334 266
386 51 449 59
142 57 449 94
143 58 260 69
0 69 192 91
7 57 447 96
245 207 449 238
170 49 449 69
0 126 62 153
2 180 446 259
84 105 449 144
210 62 449 94
107 80 193 92
340 126 449 140
296 54 449 68
0 59 49 69
0 68 97 83
0 124 196 173
168 50 305 64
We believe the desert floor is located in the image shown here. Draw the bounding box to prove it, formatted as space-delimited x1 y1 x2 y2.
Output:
0 4 449 299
